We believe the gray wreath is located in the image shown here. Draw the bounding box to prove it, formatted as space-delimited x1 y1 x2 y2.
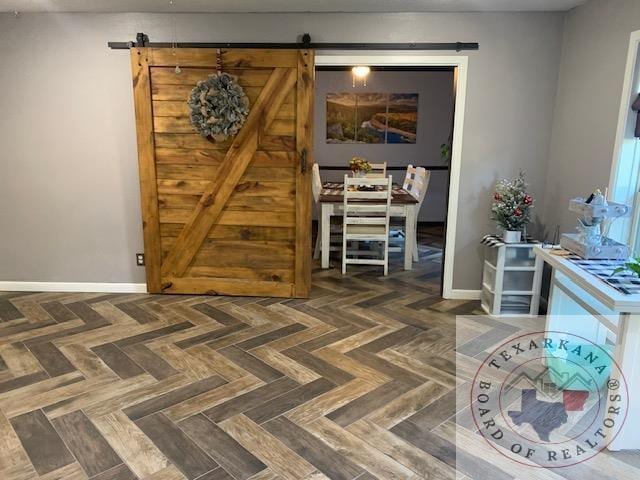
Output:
188 73 250 141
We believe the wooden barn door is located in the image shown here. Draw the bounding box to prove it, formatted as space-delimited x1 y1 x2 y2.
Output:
130 48 314 297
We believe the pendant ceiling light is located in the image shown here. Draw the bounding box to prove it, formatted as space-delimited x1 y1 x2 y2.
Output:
352 66 371 87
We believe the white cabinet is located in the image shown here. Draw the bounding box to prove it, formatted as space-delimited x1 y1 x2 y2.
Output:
481 242 543 316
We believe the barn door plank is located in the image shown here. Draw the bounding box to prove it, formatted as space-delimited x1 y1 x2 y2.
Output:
294 50 315 297
130 48 162 293
160 67 297 281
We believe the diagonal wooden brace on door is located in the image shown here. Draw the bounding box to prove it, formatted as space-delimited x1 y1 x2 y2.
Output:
160 67 298 280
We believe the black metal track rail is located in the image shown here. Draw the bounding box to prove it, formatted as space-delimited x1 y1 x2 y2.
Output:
108 33 478 52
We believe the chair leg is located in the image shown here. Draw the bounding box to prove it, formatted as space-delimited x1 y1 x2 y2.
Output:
313 228 321 260
383 241 389 276
342 236 347 275
412 232 419 262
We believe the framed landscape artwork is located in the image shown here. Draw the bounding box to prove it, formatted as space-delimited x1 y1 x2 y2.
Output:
326 92 418 144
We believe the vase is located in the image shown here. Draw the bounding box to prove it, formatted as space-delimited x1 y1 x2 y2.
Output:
352 171 365 178
502 230 522 244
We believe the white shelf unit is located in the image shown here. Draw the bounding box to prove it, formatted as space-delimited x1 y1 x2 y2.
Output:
481 242 544 317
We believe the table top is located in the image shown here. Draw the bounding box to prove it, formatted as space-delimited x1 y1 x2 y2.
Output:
534 246 640 313
319 182 419 204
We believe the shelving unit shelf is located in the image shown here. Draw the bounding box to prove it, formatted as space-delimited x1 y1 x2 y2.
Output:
481 241 544 317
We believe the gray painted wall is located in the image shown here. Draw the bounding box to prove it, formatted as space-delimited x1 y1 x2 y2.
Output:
314 70 453 222
542 0 640 236
0 11 564 290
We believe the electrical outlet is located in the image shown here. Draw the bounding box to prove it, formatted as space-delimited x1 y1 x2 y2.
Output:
136 253 145 266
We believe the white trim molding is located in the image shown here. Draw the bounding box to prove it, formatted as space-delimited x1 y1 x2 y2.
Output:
447 289 482 300
316 53 469 300
608 29 640 244
0 282 148 294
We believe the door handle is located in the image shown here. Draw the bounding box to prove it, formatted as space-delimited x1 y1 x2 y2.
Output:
300 148 307 174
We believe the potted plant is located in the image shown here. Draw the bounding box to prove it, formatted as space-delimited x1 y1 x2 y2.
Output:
613 257 640 277
490 172 534 243
349 156 372 177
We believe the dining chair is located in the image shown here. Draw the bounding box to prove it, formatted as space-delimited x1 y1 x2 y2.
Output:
312 164 342 260
312 163 323 259
342 174 392 275
365 161 387 178
390 164 431 261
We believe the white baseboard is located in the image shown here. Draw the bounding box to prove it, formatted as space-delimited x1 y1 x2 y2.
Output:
445 289 482 300
0 282 148 294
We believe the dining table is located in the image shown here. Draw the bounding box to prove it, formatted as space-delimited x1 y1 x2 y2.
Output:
319 181 420 270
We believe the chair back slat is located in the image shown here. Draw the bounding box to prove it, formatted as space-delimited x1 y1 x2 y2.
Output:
364 161 387 178
312 163 322 204
402 164 431 207
342 173 392 275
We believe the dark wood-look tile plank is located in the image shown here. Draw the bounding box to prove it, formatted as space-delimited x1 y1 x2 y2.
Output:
0 299 23 322
21 321 105 348
346 349 424 387
218 346 283 382
297 325 362 352
0 317 57 337
51 410 123 477
282 347 354 385
373 306 435 330
456 327 518 357
92 343 146 379
116 302 159 324
0 292 33 299
245 378 335 424
135 412 218 480
28 342 76 377
355 291 406 308
90 463 137 480
175 323 249 349
65 301 109 325
123 343 180 380
9 409 76 475
0 371 49 394
292 304 354 329
235 323 307 350
326 380 412 427
357 326 422 353
197 467 236 480
41 301 78 323
179 413 267 480
403 389 456 430
113 321 194 348
390 420 513 480
84 293 124 304
124 375 227 421
204 376 298 423
355 472 379 480
263 416 363 480
193 303 241 325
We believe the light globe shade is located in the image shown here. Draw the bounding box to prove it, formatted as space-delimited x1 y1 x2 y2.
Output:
351 66 371 78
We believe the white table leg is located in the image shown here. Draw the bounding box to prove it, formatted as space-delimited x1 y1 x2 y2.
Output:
321 203 331 269
404 205 416 270
608 313 640 450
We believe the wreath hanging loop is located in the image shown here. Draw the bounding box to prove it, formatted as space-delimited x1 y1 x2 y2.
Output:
216 48 223 74
188 72 250 142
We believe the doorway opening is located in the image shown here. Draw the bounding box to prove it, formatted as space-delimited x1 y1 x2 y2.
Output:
313 53 468 298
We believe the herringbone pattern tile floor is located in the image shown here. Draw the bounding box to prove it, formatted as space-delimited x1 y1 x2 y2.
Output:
1 231 638 480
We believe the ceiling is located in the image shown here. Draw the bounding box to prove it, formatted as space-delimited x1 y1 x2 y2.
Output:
0 0 587 14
